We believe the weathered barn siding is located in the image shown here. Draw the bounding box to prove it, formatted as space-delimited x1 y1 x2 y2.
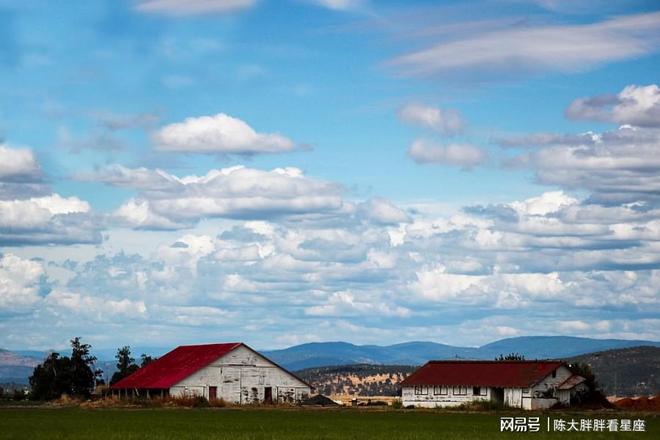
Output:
504 387 523 408
531 365 572 404
170 345 310 403
401 385 491 408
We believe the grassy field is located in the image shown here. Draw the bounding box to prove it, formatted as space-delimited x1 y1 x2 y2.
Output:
0 408 657 440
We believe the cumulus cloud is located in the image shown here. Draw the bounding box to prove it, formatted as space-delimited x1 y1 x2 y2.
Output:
4 184 660 346
408 139 487 168
85 165 344 229
566 84 660 127
135 0 255 16
356 198 409 225
45 289 148 320
0 194 101 246
411 266 567 308
152 113 296 155
0 145 41 182
305 290 410 317
398 103 464 135
0 146 101 246
0 254 44 312
390 12 660 78
509 125 660 205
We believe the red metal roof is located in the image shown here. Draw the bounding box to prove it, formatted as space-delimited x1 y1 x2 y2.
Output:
111 343 242 389
400 360 564 388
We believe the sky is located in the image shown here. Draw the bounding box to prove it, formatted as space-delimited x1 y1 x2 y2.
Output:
1 0 660 352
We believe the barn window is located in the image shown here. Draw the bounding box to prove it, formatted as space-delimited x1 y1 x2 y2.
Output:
452 386 467 395
473 387 485 396
433 386 448 395
414 386 428 395
522 388 530 395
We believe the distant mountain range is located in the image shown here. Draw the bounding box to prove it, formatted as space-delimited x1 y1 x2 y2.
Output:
2 336 659 385
262 336 660 370
0 349 41 384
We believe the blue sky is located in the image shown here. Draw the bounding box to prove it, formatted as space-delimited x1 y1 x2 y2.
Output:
1 0 659 351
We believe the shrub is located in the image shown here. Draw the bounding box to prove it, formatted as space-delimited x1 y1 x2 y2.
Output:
391 399 403 409
209 398 227 408
455 400 513 411
192 396 209 408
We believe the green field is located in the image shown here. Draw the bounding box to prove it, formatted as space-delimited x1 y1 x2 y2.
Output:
0 408 657 440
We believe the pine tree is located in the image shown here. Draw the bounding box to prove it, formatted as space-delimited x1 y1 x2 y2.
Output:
110 346 139 385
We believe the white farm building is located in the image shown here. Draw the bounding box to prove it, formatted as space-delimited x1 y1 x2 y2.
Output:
110 342 311 404
401 360 586 410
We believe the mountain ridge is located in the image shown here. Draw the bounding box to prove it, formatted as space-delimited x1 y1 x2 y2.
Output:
2 336 659 383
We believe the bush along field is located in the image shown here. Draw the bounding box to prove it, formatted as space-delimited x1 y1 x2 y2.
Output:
0 408 657 440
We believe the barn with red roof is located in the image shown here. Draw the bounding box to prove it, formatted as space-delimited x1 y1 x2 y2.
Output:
400 360 586 409
110 342 311 404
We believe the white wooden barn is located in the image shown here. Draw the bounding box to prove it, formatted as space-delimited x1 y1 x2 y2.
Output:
110 342 311 404
401 360 586 410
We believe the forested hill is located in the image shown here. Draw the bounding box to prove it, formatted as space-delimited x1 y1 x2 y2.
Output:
567 346 660 397
295 364 416 397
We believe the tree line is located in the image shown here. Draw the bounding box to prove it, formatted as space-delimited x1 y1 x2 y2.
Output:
27 337 155 401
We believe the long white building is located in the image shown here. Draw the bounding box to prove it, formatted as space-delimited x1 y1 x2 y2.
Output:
401 360 586 410
111 342 311 404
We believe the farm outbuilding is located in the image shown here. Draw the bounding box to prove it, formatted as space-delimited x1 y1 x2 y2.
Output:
401 360 586 409
110 342 311 404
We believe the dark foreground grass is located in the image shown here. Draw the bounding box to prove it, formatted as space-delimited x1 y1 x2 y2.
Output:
0 408 657 440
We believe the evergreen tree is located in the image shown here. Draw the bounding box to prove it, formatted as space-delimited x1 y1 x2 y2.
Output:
495 353 526 361
69 337 101 396
110 346 139 385
140 353 155 367
29 337 100 400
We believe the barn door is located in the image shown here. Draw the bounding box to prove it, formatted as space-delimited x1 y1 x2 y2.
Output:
209 386 217 400
264 387 273 404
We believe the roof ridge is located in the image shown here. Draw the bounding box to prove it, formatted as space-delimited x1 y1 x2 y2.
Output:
176 342 242 348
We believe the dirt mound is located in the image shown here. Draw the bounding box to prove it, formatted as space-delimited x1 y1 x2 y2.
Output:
612 394 660 411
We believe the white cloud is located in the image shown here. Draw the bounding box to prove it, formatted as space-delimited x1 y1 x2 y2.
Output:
135 0 255 16
45 289 147 319
0 254 44 312
511 125 660 205
90 165 344 229
0 195 90 230
153 113 296 155
509 191 578 216
0 194 99 246
390 12 660 78
305 290 410 317
408 139 487 168
0 145 40 182
398 103 464 135
566 84 660 127
0 145 100 246
357 198 409 225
